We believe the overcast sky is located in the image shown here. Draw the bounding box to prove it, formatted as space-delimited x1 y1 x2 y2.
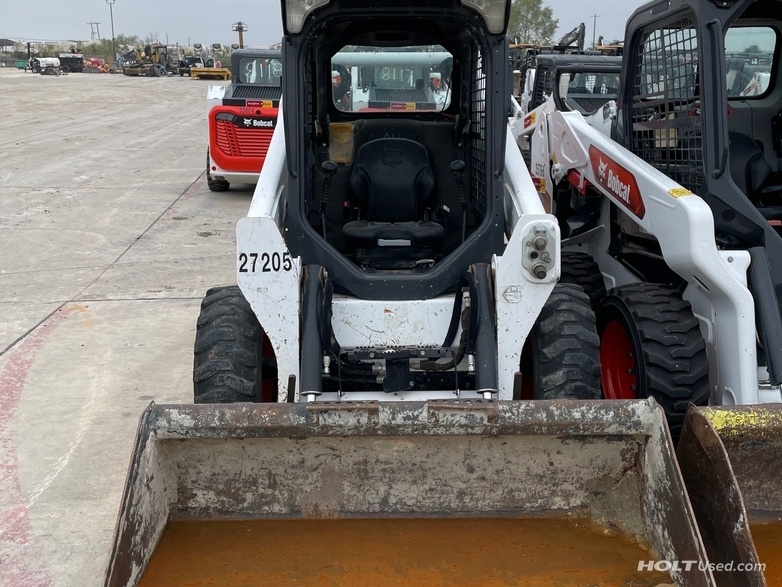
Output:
0 0 647 48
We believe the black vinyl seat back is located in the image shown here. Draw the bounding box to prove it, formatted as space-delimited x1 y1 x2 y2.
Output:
728 131 782 217
348 138 436 222
729 131 773 196
341 137 446 267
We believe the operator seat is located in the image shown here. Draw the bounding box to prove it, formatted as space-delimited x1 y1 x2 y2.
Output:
728 131 782 217
342 138 445 268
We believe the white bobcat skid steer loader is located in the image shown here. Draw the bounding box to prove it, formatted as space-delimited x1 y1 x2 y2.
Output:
528 0 782 435
509 52 622 169
100 1 730 584
193 0 602 403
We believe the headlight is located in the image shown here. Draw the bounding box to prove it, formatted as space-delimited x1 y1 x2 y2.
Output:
285 0 331 33
460 0 508 34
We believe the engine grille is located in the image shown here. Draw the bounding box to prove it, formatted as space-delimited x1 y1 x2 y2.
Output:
214 121 273 157
568 96 614 114
229 85 283 100
371 88 429 102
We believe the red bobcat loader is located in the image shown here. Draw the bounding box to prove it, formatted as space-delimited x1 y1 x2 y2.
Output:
206 48 282 191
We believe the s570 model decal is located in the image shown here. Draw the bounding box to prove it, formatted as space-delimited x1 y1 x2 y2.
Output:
588 146 646 219
239 252 292 273
246 99 275 108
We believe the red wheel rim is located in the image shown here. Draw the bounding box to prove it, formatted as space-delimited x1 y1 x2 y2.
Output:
600 319 638 399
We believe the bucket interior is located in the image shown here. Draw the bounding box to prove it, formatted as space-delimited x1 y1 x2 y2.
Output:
105 400 713 586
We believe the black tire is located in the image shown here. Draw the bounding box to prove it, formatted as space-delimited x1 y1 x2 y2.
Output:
560 251 607 310
207 176 230 191
597 283 710 440
205 150 230 191
193 285 277 403
61 65 70 73
521 283 601 400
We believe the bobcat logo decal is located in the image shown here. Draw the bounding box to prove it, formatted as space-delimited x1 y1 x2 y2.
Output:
588 146 646 219
382 148 404 168
597 158 608 180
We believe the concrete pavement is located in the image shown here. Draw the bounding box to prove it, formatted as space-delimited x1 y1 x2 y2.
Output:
0 67 253 585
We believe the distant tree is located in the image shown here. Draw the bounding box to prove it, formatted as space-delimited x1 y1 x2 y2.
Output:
117 34 142 48
38 43 56 57
743 44 761 53
508 0 558 45
79 34 142 62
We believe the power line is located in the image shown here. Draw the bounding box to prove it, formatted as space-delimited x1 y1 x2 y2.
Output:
232 22 247 49
87 22 102 40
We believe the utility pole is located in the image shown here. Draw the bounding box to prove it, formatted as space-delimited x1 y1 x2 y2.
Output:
106 0 117 66
88 22 102 40
591 14 599 48
232 22 247 49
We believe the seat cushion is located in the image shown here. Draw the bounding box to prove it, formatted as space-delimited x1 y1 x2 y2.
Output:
342 220 445 248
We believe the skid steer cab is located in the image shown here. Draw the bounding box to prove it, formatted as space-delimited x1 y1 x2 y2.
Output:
526 0 782 435
205 48 282 192
509 52 622 168
193 0 602 404
509 25 621 123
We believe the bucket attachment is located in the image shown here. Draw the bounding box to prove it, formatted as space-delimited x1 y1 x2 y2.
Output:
105 399 714 586
678 405 782 587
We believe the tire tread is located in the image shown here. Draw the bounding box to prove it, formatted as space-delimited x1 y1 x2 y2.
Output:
599 283 710 437
533 283 601 400
193 285 262 403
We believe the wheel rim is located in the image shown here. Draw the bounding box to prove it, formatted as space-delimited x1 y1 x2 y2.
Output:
600 319 638 399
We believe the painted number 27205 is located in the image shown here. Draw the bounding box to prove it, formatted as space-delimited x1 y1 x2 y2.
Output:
238 252 293 273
